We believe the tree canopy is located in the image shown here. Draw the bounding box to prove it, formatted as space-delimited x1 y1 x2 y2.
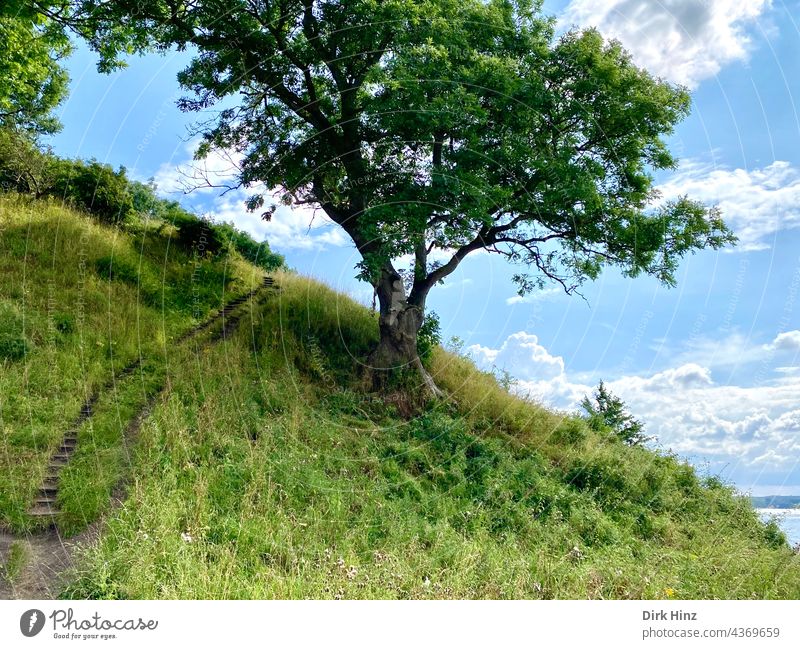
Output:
50 0 736 387
581 381 649 447
0 1 72 133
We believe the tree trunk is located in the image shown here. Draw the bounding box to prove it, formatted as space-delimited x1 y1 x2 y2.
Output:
367 266 442 397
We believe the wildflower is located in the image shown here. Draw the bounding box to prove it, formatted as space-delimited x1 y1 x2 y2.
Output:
423 576 431 588
664 587 675 598
181 531 193 543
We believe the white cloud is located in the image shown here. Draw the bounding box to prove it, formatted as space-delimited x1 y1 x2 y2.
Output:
560 0 770 88
771 330 800 352
505 287 561 305
440 278 474 291
467 332 565 381
657 160 800 251
468 329 800 483
151 140 352 252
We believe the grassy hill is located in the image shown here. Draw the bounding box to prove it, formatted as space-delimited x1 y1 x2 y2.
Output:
2 195 800 599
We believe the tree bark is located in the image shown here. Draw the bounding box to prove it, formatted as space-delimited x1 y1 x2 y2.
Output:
367 265 442 397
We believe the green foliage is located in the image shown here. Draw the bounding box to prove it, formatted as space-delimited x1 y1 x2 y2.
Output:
63 0 734 313
581 381 649 446
168 209 226 256
53 272 800 599
52 312 75 334
0 303 29 361
213 221 286 272
0 3 71 133
0 135 285 267
48 158 135 224
416 310 441 365
0 128 50 194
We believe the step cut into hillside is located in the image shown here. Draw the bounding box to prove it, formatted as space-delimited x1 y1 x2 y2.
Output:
27 275 278 521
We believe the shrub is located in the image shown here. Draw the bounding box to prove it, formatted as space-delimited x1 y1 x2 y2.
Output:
553 416 588 445
565 454 630 506
213 221 285 271
167 208 226 256
48 158 134 224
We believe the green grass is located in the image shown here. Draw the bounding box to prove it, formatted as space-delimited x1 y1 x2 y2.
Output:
1 541 27 583
0 193 263 531
59 273 800 599
3 195 800 599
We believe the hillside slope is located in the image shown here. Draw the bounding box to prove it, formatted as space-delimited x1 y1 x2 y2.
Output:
0 193 264 531
1 196 799 599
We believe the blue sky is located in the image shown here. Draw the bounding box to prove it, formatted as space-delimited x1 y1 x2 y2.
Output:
47 0 800 495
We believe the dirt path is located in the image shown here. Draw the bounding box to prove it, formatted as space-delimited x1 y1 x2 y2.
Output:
0 277 276 599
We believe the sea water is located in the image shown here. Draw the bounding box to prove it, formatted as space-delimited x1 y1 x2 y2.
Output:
757 508 800 546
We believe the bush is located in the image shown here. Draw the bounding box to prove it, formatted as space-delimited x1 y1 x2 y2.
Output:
553 416 588 445
213 221 285 272
48 158 135 224
166 208 226 256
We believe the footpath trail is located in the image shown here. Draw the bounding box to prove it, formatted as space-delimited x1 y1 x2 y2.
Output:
0 276 276 599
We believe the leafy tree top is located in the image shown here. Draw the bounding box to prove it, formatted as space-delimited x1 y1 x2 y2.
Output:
57 0 734 307
0 1 72 134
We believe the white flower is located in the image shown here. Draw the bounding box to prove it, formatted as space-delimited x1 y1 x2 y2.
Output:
181 531 193 543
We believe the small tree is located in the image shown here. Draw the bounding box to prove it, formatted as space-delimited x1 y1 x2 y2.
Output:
581 381 649 446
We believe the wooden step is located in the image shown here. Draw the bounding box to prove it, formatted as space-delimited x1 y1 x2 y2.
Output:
29 505 59 517
34 496 58 505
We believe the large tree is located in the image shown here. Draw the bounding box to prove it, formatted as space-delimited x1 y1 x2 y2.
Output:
0 1 72 134
58 0 735 392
